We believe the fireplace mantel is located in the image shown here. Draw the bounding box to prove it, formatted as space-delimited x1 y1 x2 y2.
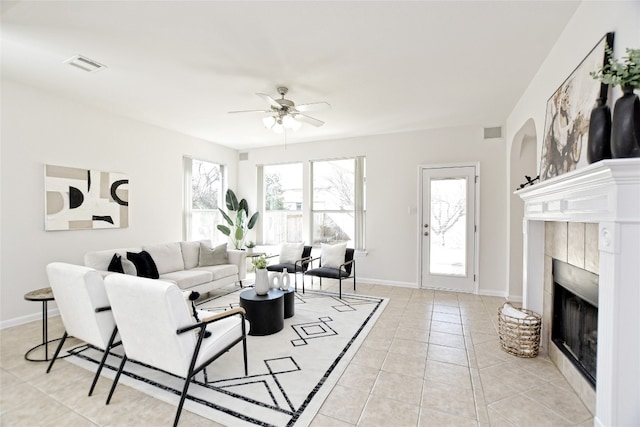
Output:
517 158 640 427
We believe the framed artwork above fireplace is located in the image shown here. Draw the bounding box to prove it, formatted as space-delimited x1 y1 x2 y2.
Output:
539 32 614 181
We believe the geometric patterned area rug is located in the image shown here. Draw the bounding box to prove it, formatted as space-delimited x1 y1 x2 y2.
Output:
64 289 387 426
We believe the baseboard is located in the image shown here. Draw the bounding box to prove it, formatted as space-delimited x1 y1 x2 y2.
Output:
356 277 418 288
476 289 508 298
1 308 59 330
507 294 523 303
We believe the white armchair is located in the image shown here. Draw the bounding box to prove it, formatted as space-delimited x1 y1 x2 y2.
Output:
103 274 248 427
46 262 119 396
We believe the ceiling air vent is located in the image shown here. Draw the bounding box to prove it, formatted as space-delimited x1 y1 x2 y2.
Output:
64 55 106 73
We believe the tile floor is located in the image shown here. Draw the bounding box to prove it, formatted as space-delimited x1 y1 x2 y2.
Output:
1 281 593 426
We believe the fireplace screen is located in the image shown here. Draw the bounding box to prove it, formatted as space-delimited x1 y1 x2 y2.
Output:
551 259 598 387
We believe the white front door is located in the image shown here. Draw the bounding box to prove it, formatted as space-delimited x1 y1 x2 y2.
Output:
420 165 477 292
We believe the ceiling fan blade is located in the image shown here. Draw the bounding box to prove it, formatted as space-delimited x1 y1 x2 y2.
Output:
256 93 282 109
294 102 331 112
295 113 324 127
228 109 273 114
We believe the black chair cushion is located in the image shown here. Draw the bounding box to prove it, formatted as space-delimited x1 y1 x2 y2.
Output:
306 267 351 279
267 263 305 273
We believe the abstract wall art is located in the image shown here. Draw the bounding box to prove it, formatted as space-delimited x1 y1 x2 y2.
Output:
45 164 129 231
539 33 614 181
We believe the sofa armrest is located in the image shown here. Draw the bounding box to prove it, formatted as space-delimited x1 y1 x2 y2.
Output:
227 250 247 281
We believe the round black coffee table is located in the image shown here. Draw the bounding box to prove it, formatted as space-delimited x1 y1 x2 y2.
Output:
283 287 295 319
239 289 284 336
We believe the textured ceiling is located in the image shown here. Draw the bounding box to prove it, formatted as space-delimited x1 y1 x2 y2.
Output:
1 1 580 149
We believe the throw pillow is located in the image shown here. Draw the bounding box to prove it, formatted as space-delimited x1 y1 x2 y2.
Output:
199 242 228 267
107 254 124 273
279 242 304 264
321 242 347 269
126 250 159 279
120 257 138 276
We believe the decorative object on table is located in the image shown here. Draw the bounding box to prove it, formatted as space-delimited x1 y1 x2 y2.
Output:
245 241 256 255
540 33 613 180
591 46 640 158
217 189 259 249
252 254 270 295
516 175 540 191
44 164 129 230
269 268 291 290
497 302 542 358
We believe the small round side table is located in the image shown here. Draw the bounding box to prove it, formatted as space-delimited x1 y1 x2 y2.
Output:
239 288 284 336
24 287 60 362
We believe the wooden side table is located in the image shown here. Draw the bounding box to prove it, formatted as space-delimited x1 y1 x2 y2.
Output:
24 287 61 362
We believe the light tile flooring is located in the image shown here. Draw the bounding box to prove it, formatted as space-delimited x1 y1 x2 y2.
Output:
1 281 593 426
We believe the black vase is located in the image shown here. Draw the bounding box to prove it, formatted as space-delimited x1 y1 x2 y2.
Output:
587 98 612 163
611 86 640 158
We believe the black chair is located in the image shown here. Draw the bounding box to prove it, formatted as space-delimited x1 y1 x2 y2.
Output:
304 248 355 299
267 245 313 290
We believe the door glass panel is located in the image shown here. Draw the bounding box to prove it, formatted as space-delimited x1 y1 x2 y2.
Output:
429 177 467 276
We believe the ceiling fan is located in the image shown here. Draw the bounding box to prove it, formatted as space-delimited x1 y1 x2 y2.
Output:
229 87 330 133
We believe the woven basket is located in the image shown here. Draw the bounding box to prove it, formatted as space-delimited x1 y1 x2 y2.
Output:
497 305 541 358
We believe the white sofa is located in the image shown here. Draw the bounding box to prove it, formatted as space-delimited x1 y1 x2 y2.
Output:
84 240 247 295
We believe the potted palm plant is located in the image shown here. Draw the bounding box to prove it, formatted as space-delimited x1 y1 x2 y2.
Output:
216 189 259 249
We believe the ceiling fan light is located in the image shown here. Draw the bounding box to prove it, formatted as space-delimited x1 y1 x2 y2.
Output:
272 122 284 134
262 116 276 129
282 115 302 131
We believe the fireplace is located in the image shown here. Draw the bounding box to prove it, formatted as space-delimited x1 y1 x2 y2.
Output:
517 158 640 427
551 259 598 387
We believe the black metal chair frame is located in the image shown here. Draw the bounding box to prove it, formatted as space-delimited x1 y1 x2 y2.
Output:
105 308 248 427
266 246 313 291
47 305 120 397
304 253 356 299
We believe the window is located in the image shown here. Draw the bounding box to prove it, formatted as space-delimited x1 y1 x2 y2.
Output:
311 157 366 250
183 157 225 243
263 163 303 244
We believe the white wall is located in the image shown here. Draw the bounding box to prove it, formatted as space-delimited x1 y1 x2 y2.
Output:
506 1 640 168
238 127 507 296
0 79 238 325
505 1 639 302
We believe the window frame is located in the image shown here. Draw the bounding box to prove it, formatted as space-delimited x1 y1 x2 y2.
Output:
183 156 226 243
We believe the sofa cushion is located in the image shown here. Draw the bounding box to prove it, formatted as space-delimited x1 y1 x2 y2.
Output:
199 242 229 267
142 242 185 274
84 247 141 271
180 240 210 270
192 264 238 281
127 250 159 279
159 270 213 290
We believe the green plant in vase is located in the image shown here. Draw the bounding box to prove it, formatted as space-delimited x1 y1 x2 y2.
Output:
590 47 640 159
251 254 268 270
216 189 260 249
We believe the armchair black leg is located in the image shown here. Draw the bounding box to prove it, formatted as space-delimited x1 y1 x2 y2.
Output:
339 277 342 299
88 326 118 396
242 336 248 376
106 354 128 405
174 372 195 427
46 331 68 374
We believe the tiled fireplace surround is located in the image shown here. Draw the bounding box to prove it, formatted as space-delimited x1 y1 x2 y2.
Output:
517 158 640 427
